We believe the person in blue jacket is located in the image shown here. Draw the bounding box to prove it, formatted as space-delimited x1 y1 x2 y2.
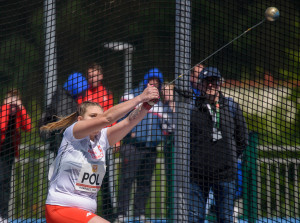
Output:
114 68 174 223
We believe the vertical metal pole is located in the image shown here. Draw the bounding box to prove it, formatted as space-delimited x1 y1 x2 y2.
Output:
43 0 57 195
103 42 134 93
124 49 133 93
243 132 258 222
174 0 191 221
44 0 57 107
250 133 258 222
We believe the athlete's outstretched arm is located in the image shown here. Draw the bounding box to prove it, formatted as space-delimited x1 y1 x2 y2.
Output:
73 84 159 139
106 101 151 146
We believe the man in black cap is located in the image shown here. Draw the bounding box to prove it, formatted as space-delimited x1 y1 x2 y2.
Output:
189 67 248 223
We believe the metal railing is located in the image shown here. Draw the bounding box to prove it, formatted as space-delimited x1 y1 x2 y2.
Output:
256 145 300 219
8 144 300 221
7 145 167 220
8 157 47 219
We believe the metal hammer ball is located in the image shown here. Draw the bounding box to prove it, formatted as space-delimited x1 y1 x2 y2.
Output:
265 7 280 21
166 7 279 87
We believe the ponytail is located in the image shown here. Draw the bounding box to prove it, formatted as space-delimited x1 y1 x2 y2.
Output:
40 101 102 133
40 112 78 133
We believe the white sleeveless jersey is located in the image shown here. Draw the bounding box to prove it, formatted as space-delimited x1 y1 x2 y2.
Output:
46 123 110 213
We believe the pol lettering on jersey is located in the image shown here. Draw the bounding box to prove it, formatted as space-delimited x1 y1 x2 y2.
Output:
75 163 106 193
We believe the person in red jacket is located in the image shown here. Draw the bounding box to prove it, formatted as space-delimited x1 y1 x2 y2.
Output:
0 89 32 222
77 63 114 111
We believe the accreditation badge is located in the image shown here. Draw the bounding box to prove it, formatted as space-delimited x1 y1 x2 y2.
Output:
75 162 106 193
212 127 222 142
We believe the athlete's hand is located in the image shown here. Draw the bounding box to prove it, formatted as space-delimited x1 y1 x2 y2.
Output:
140 83 160 103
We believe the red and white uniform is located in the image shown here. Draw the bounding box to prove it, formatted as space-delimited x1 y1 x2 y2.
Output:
46 123 110 213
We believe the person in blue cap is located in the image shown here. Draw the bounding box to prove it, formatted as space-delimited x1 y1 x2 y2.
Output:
39 72 88 155
188 67 248 223
63 72 89 98
114 68 174 223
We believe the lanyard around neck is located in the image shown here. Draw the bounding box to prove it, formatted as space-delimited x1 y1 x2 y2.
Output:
206 102 220 129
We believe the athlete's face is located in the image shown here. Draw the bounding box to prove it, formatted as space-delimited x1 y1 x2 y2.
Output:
82 106 103 120
78 105 104 136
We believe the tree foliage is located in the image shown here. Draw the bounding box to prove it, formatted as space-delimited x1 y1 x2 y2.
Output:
0 0 299 145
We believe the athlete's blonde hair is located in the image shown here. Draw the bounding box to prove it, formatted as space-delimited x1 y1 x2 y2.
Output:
40 101 102 133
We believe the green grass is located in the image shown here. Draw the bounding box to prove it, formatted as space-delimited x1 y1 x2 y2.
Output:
9 142 300 220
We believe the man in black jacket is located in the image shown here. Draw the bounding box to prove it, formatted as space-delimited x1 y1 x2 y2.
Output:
189 67 248 223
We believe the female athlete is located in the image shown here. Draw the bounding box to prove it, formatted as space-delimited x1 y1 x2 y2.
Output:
41 84 159 223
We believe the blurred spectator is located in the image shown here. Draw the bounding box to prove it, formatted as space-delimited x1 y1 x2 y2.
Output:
114 68 174 223
77 62 114 111
0 89 32 222
161 83 176 219
39 72 88 155
161 83 175 113
174 63 205 104
190 64 205 98
189 67 248 223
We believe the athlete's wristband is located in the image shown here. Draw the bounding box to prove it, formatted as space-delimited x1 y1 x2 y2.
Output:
142 102 152 110
147 99 158 106
142 99 159 110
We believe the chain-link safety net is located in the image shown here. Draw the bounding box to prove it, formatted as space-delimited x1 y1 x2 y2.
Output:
0 0 299 222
